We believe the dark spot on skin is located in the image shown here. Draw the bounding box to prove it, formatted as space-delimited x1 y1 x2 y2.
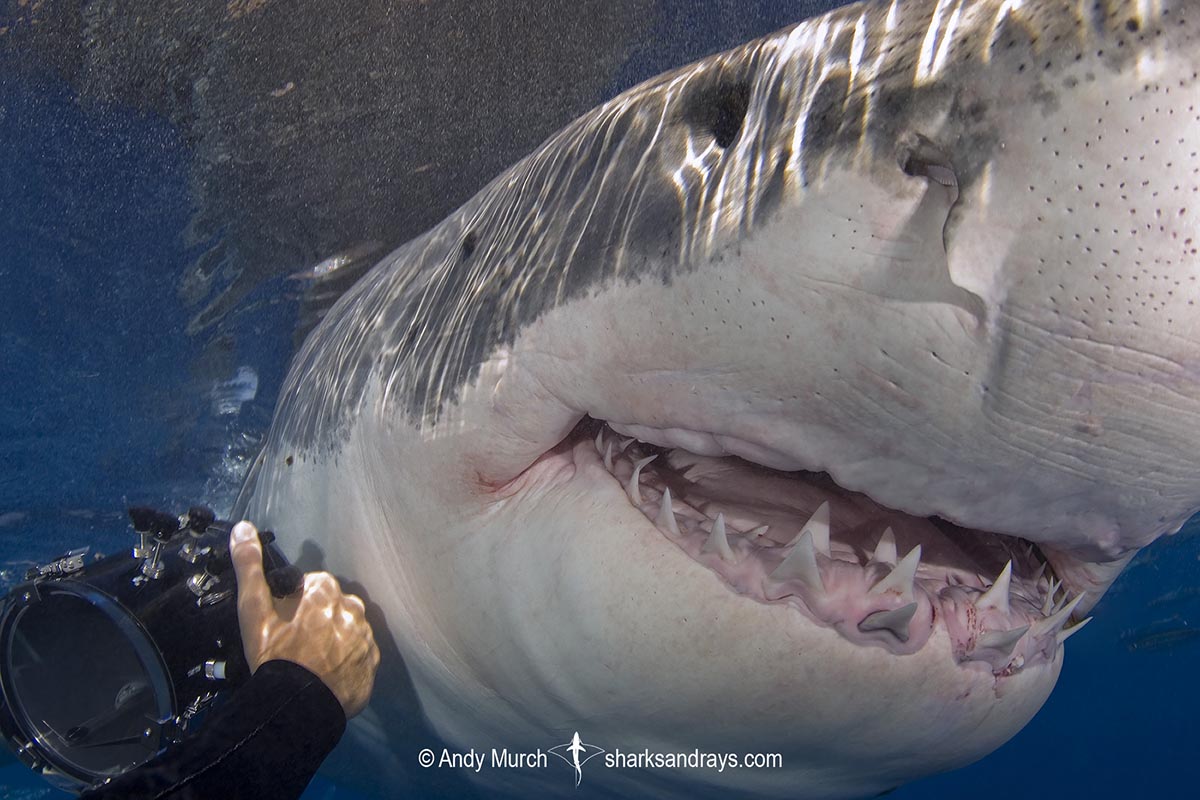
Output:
285 455 294 466
797 67 861 186
963 99 989 121
685 80 752 148
1126 18 1140 33
804 69 852 157
757 147 791 218
461 231 478 260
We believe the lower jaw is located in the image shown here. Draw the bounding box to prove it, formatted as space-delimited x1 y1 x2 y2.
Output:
568 420 1092 680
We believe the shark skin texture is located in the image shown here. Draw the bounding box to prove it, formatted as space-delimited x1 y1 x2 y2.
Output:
238 1 1200 797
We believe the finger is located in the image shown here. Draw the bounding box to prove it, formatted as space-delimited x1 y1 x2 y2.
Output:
230 521 273 625
343 594 366 617
304 571 341 602
365 636 380 666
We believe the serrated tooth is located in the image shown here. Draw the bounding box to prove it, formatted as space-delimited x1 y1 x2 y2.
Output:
625 454 658 505
594 428 605 453
1042 579 1062 615
603 440 614 472
768 529 823 592
656 487 679 536
747 525 770 540
788 501 830 557
1056 616 1092 646
1032 592 1087 639
869 544 922 602
858 602 918 642
872 527 897 565
976 560 1013 614
977 624 1030 656
701 513 735 562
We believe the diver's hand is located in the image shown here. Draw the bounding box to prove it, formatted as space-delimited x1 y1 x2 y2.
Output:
229 521 381 718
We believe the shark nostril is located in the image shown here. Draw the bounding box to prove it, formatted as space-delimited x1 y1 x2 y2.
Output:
899 148 959 191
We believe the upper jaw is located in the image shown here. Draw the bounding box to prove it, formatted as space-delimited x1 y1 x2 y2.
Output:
606 415 1148 565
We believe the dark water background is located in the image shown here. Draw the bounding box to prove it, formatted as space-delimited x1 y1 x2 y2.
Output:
1 1 1197 798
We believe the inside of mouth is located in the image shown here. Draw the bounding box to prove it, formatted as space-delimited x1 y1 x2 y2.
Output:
574 418 1089 677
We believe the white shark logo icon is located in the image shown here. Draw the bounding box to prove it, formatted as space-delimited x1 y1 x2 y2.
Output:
548 732 606 787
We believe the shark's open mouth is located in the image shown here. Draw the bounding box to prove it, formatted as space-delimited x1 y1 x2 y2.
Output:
565 418 1090 677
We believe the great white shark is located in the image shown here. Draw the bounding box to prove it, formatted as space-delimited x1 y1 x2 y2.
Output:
235 0 1200 796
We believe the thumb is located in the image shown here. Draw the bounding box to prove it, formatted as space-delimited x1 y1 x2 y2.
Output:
230 521 274 633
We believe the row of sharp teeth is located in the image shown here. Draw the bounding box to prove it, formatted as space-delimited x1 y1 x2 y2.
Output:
597 428 1093 660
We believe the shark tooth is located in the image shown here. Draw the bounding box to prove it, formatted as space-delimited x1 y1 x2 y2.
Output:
594 428 605 453
617 437 635 452
1031 561 1047 584
869 544 922 602
768 529 823 592
858 602 919 642
747 524 770 540
656 487 680 536
977 624 1030 656
603 440 614 472
1042 579 1062 615
872 526 897 565
788 501 831 557
701 513 736 562
626 454 658 506
1032 592 1087 639
1056 616 1093 646
976 560 1013 614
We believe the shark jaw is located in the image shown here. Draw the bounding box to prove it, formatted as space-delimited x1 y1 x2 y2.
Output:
515 418 1090 676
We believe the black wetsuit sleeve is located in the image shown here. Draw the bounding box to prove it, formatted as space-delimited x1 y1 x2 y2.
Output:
82 659 347 800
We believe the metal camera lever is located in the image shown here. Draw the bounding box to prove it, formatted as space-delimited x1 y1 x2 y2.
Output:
128 507 185 581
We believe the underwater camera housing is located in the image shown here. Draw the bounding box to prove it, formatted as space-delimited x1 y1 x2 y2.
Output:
0 506 302 793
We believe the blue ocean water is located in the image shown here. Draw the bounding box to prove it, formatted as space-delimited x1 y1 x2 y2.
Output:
1 7 1197 800
0 66 354 800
